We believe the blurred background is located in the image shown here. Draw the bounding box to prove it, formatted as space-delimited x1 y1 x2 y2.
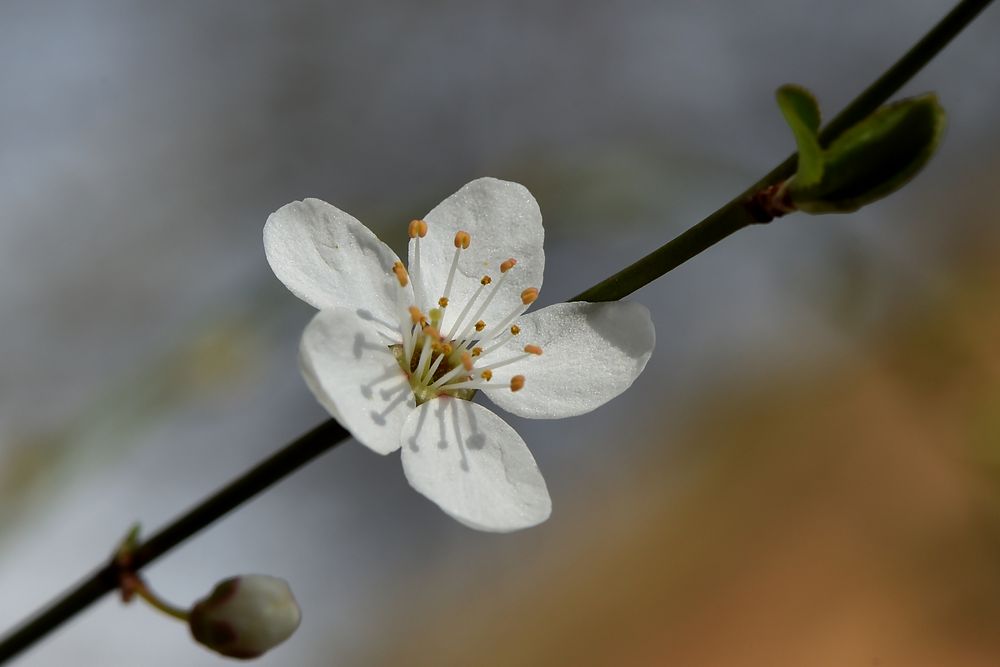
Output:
2 1 999 665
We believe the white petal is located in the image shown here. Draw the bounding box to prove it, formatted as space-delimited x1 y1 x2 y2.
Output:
299 308 415 455
409 178 544 332
400 398 551 532
482 301 655 419
265 198 409 339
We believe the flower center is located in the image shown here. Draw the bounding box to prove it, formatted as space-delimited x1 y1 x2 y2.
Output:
387 221 541 406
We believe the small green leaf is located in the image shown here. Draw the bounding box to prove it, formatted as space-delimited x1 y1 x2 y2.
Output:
118 523 142 555
791 94 946 213
776 84 824 188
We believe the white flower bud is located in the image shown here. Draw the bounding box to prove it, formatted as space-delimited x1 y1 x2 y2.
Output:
188 575 301 660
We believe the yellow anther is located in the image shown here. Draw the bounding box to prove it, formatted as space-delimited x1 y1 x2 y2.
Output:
408 219 428 238
521 287 539 305
524 344 543 356
454 231 471 249
471 346 483 357
475 320 486 332
441 343 453 355
461 352 473 371
438 297 449 308
481 275 492 286
481 369 493 381
392 261 409 287
510 375 525 392
510 325 521 336
500 258 517 273
409 306 424 324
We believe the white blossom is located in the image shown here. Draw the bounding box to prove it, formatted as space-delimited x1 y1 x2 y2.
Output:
188 575 301 660
265 178 655 531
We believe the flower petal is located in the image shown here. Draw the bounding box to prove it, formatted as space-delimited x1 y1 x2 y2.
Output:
265 198 408 339
409 178 544 333
482 301 655 419
400 398 551 532
299 308 415 455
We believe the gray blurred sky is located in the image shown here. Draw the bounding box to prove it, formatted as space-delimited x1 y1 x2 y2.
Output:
1 1 997 665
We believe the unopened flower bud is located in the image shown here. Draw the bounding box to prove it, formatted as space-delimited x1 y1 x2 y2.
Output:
188 575 301 660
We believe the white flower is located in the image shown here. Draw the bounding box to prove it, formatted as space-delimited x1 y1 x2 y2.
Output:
188 575 301 660
265 178 655 532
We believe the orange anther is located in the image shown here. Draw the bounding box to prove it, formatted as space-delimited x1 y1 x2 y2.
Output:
438 297 449 308
520 287 539 305
454 231 471 249
524 344 543 356
461 352 473 371
500 258 517 273
480 275 492 286
481 369 493 381
409 306 423 324
408 219 428 238
510 325 521 336
475 320 486 332
392 261 409 287
423 325 441 341
510 375 525 392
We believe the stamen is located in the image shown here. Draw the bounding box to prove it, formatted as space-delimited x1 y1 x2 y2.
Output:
440 379 491 391
479 330 518 358
392 261 409 287
409 306 425 325
477 347 541 372
421 351 446 384
475 320 486 332
481 369 493 381
393 271 415 358
510 375 525 392
444 276 492 340
510 325 521 336
428 350 474 391
481 285 540 341
414 335 433 380
409 219 428 309
471 346 483 357
441 231 471 315
451 262 515 345
429 360 471 389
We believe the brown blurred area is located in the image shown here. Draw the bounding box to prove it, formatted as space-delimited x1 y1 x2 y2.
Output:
371 222 1000 666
